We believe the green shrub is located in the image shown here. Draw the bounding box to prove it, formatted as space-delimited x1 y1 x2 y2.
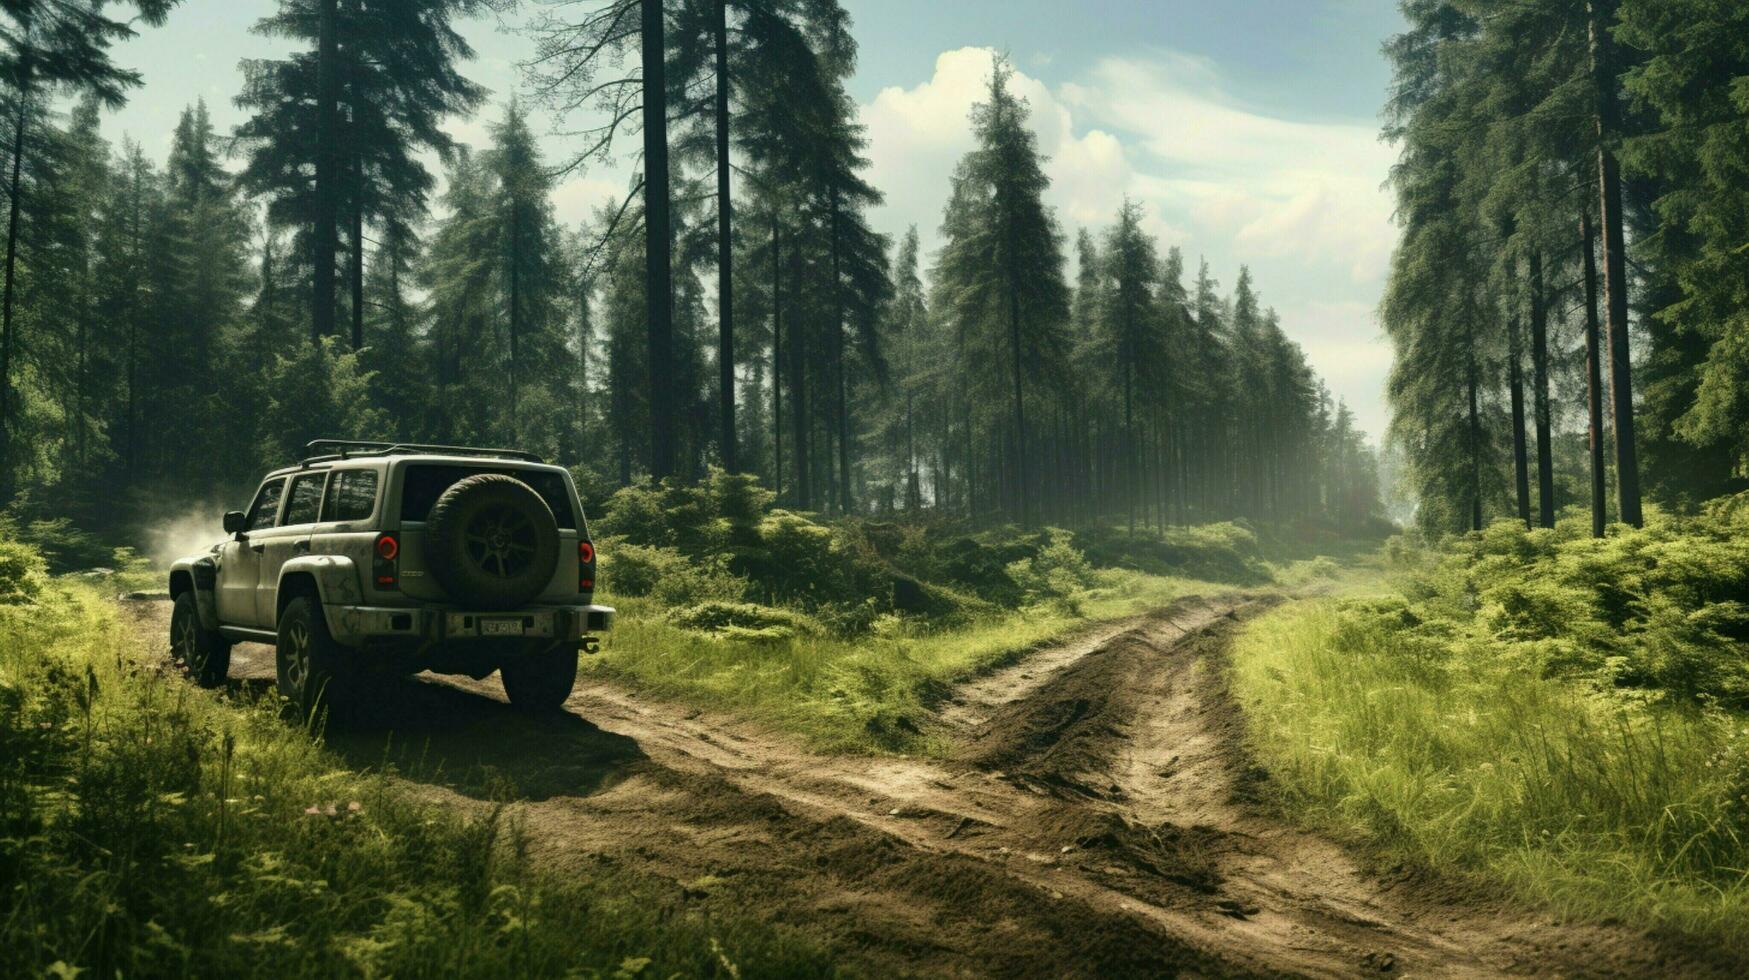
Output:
667 601 821 642
930 535 1029 606
598 485 681 547
1006 528 1096 607
597 539 747 606
596 470 774 559
745 511 860 607
1078 522 1272 585
0 536 48 604
1377 510 1749 708
0 509 111 573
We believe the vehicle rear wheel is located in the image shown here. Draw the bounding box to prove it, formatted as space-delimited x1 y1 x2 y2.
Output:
276 596 351 723
171 591 231 688
500 645 578 713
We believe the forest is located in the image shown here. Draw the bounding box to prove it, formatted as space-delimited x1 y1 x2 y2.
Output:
0 0 1377 551
4 0 1749 976
1382 0 1749 533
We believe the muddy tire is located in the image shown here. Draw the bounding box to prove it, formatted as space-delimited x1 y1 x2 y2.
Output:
500 645 578 713
425 474 560 610
276 596 351 723
171 591 231 688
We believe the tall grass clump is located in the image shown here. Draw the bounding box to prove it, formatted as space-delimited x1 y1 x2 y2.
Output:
0 537 830 978
1230 503 1749 949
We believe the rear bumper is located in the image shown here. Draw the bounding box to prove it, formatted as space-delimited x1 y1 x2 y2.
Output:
324 602 615 646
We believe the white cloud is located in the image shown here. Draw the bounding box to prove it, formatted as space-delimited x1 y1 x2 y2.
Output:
1064 54 1397 285
862 48 1147 254
551 175 625 228
858 45 1397 442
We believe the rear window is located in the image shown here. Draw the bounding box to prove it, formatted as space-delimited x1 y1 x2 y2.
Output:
398 465 577 529
324 470 378 522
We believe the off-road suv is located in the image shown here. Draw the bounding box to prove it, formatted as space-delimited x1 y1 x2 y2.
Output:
168 441 614 716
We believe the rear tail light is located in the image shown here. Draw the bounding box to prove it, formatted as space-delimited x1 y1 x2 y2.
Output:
578 540 596 593
374 533 399 590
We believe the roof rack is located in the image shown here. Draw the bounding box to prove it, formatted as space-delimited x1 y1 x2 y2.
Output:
300 440 546 465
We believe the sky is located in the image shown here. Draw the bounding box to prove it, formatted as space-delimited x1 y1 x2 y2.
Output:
98 0 1407 442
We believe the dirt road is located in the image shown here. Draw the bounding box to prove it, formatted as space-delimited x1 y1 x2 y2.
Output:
121 596 1733 977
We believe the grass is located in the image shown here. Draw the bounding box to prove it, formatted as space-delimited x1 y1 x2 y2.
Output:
1229 590 1749 952
590 566 1246 754
0 572 834 978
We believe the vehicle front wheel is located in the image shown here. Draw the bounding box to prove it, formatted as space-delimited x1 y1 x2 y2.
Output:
171 591 231 688
500 645 578 713
276 596 350 723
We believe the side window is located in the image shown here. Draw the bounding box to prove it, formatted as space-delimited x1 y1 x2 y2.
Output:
323 470 378 522
246 480 286 531
281 474 327 526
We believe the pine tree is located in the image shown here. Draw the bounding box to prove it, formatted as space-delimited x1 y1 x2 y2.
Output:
935 57 1069 528
161 101 252 490
642 0 676 479
484 101 570 455
1618 0 1749 485
1098 200 1162 536
235 0 484 348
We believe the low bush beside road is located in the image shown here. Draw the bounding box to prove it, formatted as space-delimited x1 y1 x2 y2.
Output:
1230 501 1749 950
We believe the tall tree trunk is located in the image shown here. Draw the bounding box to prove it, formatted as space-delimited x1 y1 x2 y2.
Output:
313 0 340 343
831 193 851 512
789 280 809 510
1581 211 1608 537
346 0 364 355
1010 288 1029 528
641 0 675 480
1508 314 1532 528
1529 250 1555 527
578 276 590 458
350 176 364 350
1467 348 1483 533
0 82 26 502
825 407 838 515
713 0 736 473
771 217 782 498
127 292 139 480
906 388 918 511
1123 359 1135 538
509 202 522 443
75 312 87 468
1588 0 1642 527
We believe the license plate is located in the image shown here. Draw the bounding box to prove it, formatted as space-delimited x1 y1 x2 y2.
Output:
481 618 525 637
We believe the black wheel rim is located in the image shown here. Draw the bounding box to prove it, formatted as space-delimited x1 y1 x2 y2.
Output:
462 505 539 579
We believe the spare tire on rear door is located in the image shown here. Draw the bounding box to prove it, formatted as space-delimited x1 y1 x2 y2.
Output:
425 473 560 609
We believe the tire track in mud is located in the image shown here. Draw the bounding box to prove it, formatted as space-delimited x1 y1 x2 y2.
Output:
121 594 1737 978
